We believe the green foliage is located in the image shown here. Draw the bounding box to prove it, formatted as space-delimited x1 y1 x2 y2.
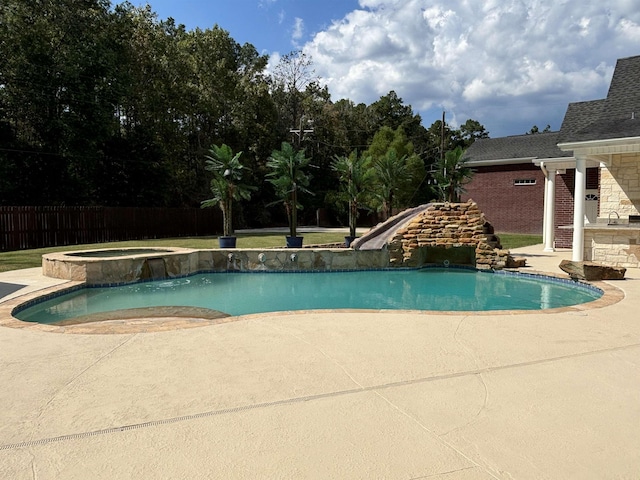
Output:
201 144 255 236
403 153 428 206
364 126 423 218
371 149 410 220
432 146 474 202
0 0 120 203
0 0 274 207
331 152 375 237
266 142 313 237
527 124 552 134
368 90 423 137
421 118 488 201
458 119 490 144
0 1 490 227
497 233 543 249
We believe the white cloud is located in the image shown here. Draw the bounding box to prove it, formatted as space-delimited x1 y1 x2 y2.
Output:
292 17 304 46
258 0 277 8
302 0 640 136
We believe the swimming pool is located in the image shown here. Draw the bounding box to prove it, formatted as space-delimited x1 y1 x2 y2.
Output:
15 268 602 324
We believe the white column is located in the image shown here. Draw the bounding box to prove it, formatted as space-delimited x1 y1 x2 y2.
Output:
572 157 586 261
541 163 547 245
542 163 556 252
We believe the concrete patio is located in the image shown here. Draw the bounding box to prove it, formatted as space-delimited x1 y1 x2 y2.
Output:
0 245 639 479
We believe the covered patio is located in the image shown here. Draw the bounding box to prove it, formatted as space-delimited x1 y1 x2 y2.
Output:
467 55 640 268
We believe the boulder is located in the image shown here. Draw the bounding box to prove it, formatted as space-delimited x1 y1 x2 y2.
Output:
506 256 527 268
559 260 626 281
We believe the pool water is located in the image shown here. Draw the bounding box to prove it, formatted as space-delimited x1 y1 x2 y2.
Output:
16 269 602 324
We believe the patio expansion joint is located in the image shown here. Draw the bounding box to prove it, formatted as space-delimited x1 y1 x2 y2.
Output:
30 335 138 431
406 465 480 479
3 341 640 453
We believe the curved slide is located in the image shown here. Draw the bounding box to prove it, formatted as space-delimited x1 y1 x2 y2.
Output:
351 203 432 250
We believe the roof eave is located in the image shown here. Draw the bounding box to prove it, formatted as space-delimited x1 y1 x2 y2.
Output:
532 157 576 166
532 156 600 170
466 157 537 167
558 136 640 152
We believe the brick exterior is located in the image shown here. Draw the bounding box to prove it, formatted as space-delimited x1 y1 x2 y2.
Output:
461 164 545 234
555 170 574 248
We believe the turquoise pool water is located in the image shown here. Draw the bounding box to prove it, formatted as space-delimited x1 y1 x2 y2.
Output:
15 269 602 324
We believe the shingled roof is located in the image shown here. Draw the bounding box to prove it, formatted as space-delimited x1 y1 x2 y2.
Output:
466 132 572 163
466 55 639 163
558 55 640 143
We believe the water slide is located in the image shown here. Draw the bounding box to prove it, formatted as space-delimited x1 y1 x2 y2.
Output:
351 203 432 250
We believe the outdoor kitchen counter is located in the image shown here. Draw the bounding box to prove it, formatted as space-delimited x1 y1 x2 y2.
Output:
583 222 640 230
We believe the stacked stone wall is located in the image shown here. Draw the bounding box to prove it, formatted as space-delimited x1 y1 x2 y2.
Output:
600 153 640 218
387 202 511 269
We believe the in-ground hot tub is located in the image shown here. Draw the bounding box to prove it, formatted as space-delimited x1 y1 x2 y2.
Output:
66 248 174 258
42 247 197 285
42 247 391 285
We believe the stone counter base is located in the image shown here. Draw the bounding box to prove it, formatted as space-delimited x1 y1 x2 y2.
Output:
584 228 640 268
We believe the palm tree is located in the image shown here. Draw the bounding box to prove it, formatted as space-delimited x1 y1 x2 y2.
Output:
372 149 410 220
331 151 374 239
201 144 255 238
432 146 473 202
266 141 313 239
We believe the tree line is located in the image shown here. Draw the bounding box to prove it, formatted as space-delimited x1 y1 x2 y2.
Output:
0 0 489 228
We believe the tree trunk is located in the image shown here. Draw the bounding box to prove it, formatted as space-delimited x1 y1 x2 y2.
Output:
349 200 357 238
290 186 297 237
222 200 233 236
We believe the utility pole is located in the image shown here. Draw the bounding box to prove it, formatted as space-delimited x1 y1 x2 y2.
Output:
290 118 314 147
441 110 445 163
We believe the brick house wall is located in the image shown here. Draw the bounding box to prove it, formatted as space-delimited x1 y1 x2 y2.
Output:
463 164 600 246
461 163 545 234
555 170 575 248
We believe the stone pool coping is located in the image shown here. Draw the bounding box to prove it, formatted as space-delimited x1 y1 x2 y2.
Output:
0 269 625 334
41 246 392 284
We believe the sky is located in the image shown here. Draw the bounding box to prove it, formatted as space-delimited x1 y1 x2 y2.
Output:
128 0 640 138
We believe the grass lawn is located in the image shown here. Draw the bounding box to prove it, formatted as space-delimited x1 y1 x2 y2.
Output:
0 231 542 273
496 233 542 249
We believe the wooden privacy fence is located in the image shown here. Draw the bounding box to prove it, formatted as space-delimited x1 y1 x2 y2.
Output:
0 206 221 251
